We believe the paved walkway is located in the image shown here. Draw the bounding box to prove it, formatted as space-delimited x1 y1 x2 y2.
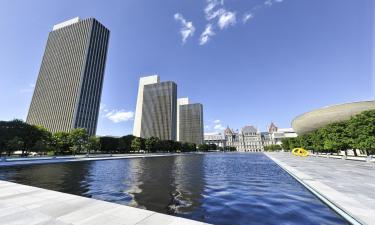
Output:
0 180 209 225
265 152 375 225
0 153 197 167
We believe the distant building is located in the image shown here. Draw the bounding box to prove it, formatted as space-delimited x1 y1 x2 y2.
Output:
177 98 204 145
204 133 226 148
262 123 298 147
26 17 110 135
224 125 263 152
133 75 177 140
205 122 297 151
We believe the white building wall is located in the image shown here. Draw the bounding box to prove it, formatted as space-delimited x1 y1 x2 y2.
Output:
133 75 159 137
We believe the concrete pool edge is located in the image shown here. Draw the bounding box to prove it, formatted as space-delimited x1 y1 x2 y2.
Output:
264 153 364 225
0 180 210 225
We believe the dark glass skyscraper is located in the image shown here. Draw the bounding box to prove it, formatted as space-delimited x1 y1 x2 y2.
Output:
26 17 109 135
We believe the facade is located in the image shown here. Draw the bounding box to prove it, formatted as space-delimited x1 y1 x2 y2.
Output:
133 75 160 137
204 133 226 147
262 123 297 146
205 123 297 151
292 101 375 134
224 125 263 152
133 75 177 140
176 97 189 141
178 100 204 145
26 17 110 135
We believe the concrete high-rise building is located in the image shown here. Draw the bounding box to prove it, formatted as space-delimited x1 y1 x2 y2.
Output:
133 75 177 140
177 98 204 145
176 97 189 141
26 17 109 136
133 75 160 137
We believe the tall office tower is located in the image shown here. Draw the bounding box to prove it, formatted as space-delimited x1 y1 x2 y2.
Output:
133 75 177 140
177 97 189 141
133 75 160 137
26 17 110 136
178 98 204 145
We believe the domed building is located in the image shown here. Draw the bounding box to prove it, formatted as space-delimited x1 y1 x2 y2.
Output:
292 100 375 135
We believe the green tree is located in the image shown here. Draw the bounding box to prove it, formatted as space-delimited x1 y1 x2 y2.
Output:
198 144 210 152
87 136 100 154
69 128 89 155
32 140 49 154
145 137 160 153
310 130 324 153
99 136 119 153
347 110 375 155
321 122 349 155
131 137 144 152
281 138 290 151
51 132 72 155
118 135 135 153
6 136 24 156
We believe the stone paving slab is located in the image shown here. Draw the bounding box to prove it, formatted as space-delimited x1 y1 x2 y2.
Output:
265 152 375 225
0 180 209 225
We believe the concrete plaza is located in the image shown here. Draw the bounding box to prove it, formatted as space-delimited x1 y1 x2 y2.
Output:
266 152 375 225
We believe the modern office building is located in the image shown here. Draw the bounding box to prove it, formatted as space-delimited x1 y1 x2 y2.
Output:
26 17 109 135
133 75 160 137
177 98 204 145
176 97 189 141
133 75 177 140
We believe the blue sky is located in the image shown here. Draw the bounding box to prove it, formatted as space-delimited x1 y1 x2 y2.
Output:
0 0 373 136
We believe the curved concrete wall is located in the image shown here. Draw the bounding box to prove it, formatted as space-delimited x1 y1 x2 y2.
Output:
292 101 375 135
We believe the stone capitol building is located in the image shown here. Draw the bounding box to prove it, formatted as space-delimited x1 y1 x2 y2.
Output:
204 123 297 152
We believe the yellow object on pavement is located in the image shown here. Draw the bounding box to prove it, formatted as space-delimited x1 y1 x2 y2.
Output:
292 148 309 157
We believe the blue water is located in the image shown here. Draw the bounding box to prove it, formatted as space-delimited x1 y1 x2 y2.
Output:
0 153 347 225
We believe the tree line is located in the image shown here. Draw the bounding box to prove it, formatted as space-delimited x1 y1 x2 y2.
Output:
263 144 282 151
0 119 201 156
281 110 375 156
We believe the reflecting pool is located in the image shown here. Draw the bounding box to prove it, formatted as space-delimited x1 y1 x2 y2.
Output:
0 153 347 225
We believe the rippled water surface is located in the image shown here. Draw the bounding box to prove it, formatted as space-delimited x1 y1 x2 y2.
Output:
0 153 347 225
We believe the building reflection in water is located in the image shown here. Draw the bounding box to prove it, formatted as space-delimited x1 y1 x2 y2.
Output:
0 154 206 220
0 161 91 195
131 154 205 219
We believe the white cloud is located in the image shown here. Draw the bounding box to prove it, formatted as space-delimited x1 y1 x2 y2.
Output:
265 0 283 7
105 110 134 123
175 0 286 45
174 13 195 44
205 0 225 20
242 13 254 24
214 124 225 130
218 11 236 29
264 0 273 6
213 119 221 123
199 24 215 45
99 104 134 123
